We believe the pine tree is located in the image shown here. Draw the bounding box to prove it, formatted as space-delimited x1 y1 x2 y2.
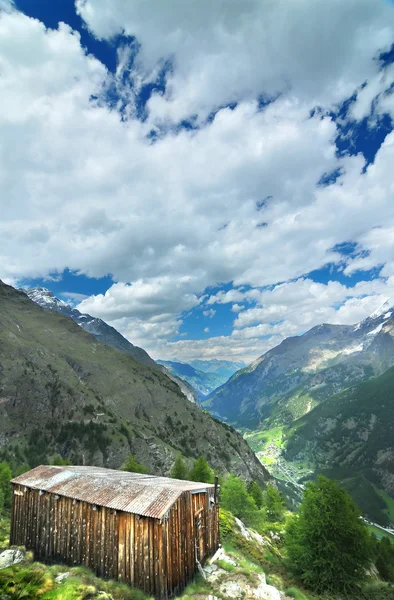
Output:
189 457 214 483
222 475 257 519
50 455 71 466
0 461 12 513
121 454 148 474
376 536 394 581
285 475 371 594
248 480 264 509
170 455 188 480
264 484 285 522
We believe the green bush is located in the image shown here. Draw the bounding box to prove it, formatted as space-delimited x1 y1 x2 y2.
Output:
0 461 12 514
121 454 148 474
170 455 188 480
285 475 371 595
189 457 214 483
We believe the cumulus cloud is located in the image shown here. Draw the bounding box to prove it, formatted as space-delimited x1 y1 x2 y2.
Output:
76 0 394 124
1 3 394 361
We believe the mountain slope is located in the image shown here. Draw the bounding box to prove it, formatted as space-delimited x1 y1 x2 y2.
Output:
190 359 246 379
24 287 200 404
0 280 269 485
205 303 394 428
284 366 394 524
157 360 226 398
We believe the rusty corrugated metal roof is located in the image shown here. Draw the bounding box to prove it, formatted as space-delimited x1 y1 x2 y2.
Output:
11 466 214 519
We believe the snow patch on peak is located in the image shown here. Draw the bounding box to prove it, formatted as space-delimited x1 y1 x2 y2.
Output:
25 287 69 309
367 323 384 336
369 299 391 320
342 343 364 355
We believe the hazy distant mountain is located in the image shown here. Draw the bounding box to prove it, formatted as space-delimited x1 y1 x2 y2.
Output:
157 360 226 398
23 287 200 404
190 359 246 379
0 280 269 484
206 301 394 428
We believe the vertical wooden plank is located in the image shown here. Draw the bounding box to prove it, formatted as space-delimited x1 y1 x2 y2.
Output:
109 509 116 580
32 491 39 556
160 518 167 600
98 506 104 577
143 518 149 593
129 513 135 586
38 493 45 559
153 519 159 598
113 511 119 581
65 498 71 563
118 512 125 581
106 508 112 579
136 516 143 591
148 518 154 596
124 513 130 584
45 494 51 559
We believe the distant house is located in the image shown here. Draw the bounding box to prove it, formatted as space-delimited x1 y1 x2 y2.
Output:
10 465 219 599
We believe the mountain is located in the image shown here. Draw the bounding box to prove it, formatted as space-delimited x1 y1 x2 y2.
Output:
157 360 229 398
190 359 246 380
0 280 269 485
205 301 394 429
23 287 200 405
284 366 394 525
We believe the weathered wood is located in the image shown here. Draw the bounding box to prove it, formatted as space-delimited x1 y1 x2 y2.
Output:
9 481 219 600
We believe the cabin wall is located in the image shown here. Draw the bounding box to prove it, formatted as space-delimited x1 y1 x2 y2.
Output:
163 490 219 597
10 484 219 599
10 484 120 579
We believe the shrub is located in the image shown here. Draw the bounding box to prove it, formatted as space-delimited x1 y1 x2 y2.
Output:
121 455 148 474
170 455 188 480
189 457 214 483
285 475 371 595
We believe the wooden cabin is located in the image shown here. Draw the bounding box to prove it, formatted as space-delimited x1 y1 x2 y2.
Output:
10 465 219 599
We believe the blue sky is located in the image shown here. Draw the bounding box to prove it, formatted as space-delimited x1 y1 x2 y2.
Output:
1 0 394 362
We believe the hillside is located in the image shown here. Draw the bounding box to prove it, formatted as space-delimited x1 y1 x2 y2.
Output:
205 302 394 429
0 280 269 484
24 287 200 404
157 359 226 398
284 366 394 524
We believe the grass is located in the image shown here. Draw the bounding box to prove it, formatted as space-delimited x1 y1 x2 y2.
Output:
0 515 10 550
216 558 236 572
0 562 152 600
245 427 284 451
180 574 210 598
367 523 394 541
372 485 394 524
284 586 311 599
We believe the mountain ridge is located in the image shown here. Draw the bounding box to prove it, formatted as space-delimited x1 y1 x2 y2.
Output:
23 287 200 405
0 280 269 485
205 302 394 428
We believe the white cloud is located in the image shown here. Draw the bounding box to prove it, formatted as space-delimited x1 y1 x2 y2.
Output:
349 65 394 121
60 292 89 304
0 0 13 12
76 0 394 124
231 304 244 313
203 309 216 318
77 278 200 321
204 327 210 333
1 3 394 362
